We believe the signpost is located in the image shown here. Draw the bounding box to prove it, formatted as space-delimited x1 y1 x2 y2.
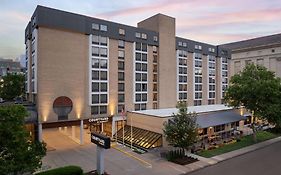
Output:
91 132 110 174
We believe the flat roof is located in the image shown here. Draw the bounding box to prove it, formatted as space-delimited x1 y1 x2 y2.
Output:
131 104 232 118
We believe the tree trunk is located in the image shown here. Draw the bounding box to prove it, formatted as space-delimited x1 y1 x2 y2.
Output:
251 113 257 143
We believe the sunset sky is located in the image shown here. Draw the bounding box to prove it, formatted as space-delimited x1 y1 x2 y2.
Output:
1 0 281 60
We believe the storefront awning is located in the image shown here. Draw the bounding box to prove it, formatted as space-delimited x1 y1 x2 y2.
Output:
197 111 246 128
114 125 162 150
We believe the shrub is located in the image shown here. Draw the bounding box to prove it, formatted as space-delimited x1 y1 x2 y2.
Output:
36 166 83 175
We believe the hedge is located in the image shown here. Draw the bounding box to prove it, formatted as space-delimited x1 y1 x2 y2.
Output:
36 165 83 175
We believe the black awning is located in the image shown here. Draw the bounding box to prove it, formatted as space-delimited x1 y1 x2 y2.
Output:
114 125 162 150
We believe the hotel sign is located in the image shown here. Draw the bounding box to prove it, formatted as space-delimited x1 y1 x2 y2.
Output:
89 117 109 123
91 132 111 149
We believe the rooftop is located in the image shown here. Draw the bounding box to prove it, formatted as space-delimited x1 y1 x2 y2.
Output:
131 104 232 118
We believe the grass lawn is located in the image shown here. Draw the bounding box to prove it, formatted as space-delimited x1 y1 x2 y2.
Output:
197 131 280 158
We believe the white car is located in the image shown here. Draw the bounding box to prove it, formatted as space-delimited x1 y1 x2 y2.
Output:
0 98 4 103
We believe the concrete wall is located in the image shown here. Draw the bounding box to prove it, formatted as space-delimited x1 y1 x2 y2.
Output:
37 27 90 123
138 14 177 108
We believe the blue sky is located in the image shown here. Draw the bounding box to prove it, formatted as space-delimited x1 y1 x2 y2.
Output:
1 0 281 60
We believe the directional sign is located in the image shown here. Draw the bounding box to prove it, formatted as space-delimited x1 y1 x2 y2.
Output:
91 132 110 149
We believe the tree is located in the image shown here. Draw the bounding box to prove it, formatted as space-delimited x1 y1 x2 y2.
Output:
0 73 25 100
163 102 198 152
224 64 281 141
0 105 46 175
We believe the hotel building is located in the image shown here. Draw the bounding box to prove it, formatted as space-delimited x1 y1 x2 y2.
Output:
222 33 281 77
25 6 232 146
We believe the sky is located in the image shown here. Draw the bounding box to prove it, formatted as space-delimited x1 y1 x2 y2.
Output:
1 0 281 60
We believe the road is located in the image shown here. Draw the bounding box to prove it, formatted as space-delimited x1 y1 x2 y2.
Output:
187 141 281 175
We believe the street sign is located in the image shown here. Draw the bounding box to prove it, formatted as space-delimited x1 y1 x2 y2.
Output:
91 132 110 149
89 117 109 123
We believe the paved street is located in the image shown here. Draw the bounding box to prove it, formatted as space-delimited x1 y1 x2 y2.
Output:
187 141 281 175
42 128 195 175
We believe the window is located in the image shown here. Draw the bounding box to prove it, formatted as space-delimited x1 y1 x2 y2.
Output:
153 93 157 101
92 94 99 104
136 53 141 61
135 32 141 38
153 74 157 82
118 83 125 92
153 55 157 63
209 85 215 91
100 94 107 103
118 40 125 48
195 45 202 50
100 106 107 114
100 24 107 31
91 106 99 115
142 63 147 71
195 92 202 99
92 58 99 68
118 94 125 103
100 83 107 92
194 100 202 106
153 65 157 72
209 77 215 83
141 33 147 39
118 50 125 59
100 48 107 57
100 59 107 69
118 104 125 113
135 73 141 81
92 70 99 80
118 61 124 70
136 42 141 51
118 72 124 81
208 99 215 105
195 84 202 91
153 84 157 91
195 76 202 83
208 48 215 53
92 82 99 92
222 57 228 63
99 36 107 46
153 36 158 42
195 60 202 67
100 71 107 80
142 53 147 62
92 47 99 56
178 41 183 46
92 23 99 30
209 62 215 69
119 28 125 35
209 92 215 98
209 69 215 76
183 42 187 47
153 46 157 53
142 43 147 52
92 35 99 44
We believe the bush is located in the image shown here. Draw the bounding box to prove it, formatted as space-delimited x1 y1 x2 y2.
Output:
166 149 185 161
36 166 83 175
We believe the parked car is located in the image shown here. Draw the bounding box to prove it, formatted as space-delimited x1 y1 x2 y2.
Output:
14 97 23 104
0 98 4 103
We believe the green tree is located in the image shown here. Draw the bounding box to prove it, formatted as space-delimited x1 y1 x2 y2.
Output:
0 105 46 175
224 64 281 141
0 74 25 100
163 102 198 152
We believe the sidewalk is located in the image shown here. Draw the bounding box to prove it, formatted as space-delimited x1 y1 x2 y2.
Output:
183 136 281 174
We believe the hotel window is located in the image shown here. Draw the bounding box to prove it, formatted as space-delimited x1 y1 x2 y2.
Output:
118 72 124 81
118 61 124 70
119 28 125 35
100 106 107 114
153 74 157 82
153 65 157 72
208 99 215 105
153 93 157 101
118 104 125 113
153 84 157 91
118 50 125 59
208 48 215 53
153 36 158 42
222 57 228 63
100 24 107 31
153 46 157 53
100 71 107 80
195 84 202 91
92 47 99 56
183 42 187 47
92 35 99 44
195 45 202 50
100 94 107 103
135 32 141 38
118 94 125 103
92 71 99 80
100 59 107 69
99 36 107 46
32 16 36 26
118 40 125 48
153 103 158 109
178 41 183 46
194 100 202 106
209 77 215 84
92 82 99 92
118 83 125 92
100 48 107 57
142 43 147 52
100 83 107 92
92 23 99 30
91 106 108 115
141 33 147 39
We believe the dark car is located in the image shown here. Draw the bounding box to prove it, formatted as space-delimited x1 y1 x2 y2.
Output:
14 97 23 104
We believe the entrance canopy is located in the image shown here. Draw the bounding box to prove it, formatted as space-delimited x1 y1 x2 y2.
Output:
197 111 246 128
114 125 162 150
